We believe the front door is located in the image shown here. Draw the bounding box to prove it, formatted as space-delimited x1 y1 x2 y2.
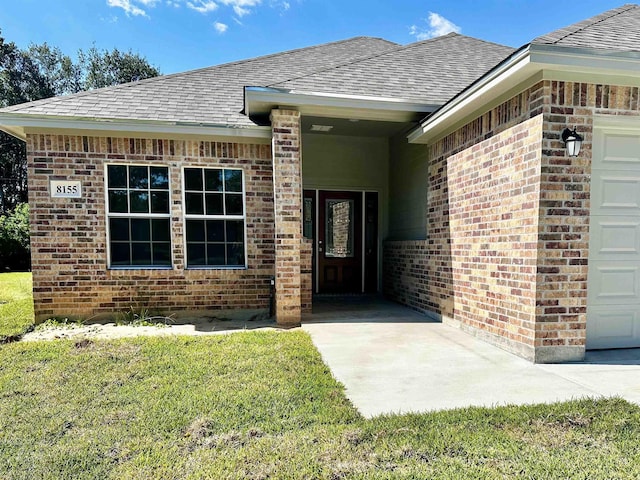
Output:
318 191 362 293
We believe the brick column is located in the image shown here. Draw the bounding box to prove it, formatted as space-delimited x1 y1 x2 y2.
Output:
270 109 303 325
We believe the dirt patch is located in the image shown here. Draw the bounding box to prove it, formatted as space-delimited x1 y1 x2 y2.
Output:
22 318 288 342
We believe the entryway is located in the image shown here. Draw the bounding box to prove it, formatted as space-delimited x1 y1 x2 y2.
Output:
304 190 378 294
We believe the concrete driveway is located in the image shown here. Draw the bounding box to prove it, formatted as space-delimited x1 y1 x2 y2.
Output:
302 297 640 418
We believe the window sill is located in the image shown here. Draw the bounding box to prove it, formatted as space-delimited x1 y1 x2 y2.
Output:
108 266 174 270
186 266 248 270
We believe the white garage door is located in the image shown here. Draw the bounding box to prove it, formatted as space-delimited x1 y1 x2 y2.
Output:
588 127 640 349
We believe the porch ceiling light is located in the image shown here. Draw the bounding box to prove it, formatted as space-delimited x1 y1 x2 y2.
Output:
310 124 333 132
561 127 583 157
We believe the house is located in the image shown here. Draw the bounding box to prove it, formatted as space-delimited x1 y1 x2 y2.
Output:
1 4 640 363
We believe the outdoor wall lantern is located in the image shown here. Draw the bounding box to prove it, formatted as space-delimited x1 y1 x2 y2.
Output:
562 127 583 157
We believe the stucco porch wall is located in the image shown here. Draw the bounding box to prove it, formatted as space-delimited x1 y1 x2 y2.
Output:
27 133 275 321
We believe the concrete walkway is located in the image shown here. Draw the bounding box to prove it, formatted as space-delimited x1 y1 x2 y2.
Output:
302 297 640 418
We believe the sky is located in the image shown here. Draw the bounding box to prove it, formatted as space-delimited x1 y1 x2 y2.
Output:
0 1 632 75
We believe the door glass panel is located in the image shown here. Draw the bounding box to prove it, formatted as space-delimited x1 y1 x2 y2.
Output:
303 197 313 239
325 199 354 258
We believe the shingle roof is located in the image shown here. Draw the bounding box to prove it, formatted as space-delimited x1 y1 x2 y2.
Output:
270 34 514 105
0 34 516 128
533 4 640 51
0 37 399 128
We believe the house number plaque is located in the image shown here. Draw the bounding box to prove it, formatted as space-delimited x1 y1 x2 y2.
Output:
50 180 82 198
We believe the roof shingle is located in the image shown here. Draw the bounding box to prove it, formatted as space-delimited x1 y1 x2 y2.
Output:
533 4 640 51
0 37 399 128
270 33 514 105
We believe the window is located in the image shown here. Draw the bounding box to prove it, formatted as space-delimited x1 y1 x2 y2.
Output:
106 164 171 267
183 167 246 268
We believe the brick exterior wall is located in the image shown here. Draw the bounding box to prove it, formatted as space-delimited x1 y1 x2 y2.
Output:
301 238 313 315
27 134 275 321
270 109 304 325
385 80 640 362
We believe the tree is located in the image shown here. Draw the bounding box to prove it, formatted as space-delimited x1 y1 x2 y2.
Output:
78 46 160 90
0 32 53 107
0 31 52 214
0 30 161 216
27 43 82 95
0 202 30 271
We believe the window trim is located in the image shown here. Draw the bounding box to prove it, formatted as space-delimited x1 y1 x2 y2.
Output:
182 166 248 270
104 163 173 270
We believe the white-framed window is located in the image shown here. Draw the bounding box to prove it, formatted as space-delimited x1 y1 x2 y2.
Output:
105 164 172 268
183 167 246 268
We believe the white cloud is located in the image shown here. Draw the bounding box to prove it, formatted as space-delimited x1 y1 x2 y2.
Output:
220 0 262 17
107 0 291 20
187 0 218 13
410 12 461 41
214 21 229 33
107 0 148 16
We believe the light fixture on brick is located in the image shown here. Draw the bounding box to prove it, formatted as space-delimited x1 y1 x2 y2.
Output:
561 127 583 157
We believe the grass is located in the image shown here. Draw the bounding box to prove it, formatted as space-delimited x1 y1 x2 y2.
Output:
1 331 640 479
0 272 34 341
1 275 639 478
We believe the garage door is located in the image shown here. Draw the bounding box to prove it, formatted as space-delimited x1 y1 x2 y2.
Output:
588 128 640 349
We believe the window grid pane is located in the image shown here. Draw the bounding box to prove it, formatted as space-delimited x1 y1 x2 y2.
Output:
107 164 171 268
184 167 245 268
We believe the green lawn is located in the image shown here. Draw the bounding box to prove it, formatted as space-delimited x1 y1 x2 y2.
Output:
0 272 34 341
1 331 640 479
1 274 639 478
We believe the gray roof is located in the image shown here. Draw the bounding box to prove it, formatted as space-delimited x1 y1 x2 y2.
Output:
7 1 636 132
0 35 514 128
0 37 398 128
533 4 640 51
270 34 514 105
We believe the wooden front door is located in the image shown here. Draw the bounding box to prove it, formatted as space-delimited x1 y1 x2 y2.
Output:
318 191 362 293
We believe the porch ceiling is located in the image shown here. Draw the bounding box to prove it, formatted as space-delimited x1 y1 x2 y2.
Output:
301 116 415 138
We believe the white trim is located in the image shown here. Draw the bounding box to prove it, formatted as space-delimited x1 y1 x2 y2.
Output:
408 44 640 144
0 112 272 141
245 87 438 123
407 46 532 144
181 166 248 269
104 162 173 269
593 114 640 132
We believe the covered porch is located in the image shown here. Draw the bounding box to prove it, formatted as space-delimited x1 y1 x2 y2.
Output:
264 101 433 326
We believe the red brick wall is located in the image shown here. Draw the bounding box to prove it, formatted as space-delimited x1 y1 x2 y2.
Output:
301 238 312 314
385 80 640 361
447 117 543 357
27 134 274 321
270 109 303 325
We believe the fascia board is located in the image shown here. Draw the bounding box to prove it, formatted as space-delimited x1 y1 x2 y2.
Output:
407 47 533 144
408 44 640 145
530 44 640 74
0 113 272 142
245 87 438 122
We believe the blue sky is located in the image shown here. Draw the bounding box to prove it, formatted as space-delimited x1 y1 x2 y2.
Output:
0 1 630 75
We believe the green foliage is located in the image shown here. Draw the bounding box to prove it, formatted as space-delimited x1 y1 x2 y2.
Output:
26 43 82 95
0 272 33 340
78 45 161 91
0 203 30 271
0 32 54 107
116 306 174 327
0 29 160 216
